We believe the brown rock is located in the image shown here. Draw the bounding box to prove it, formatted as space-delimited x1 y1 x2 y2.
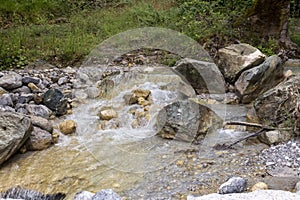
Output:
99 109 118 120
59 119 77 135
250 182 268 192
132 89 151 99
28 82 40 92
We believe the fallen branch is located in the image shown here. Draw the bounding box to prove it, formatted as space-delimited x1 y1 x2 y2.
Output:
217 121 293 149
223 121 292 131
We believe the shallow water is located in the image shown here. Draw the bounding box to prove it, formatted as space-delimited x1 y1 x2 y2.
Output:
0 66 269 199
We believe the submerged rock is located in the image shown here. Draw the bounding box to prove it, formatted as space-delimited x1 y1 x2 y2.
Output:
0 112 32 165
0 187 65 200
59 120 77 135
174 58 226 94
156 99 222 142
98 109 118 120
235 55 284 103
218 176 247 194
217 43 266 83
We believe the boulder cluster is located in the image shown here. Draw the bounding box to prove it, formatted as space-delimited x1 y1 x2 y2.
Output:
0 67 78 165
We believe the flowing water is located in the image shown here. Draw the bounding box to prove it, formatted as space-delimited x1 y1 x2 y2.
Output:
0 65 269 199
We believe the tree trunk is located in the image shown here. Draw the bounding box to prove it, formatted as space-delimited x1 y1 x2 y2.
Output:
245 0 300 57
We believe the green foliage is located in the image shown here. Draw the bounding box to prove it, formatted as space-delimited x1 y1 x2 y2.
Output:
175 0 254 41
257 38 279 56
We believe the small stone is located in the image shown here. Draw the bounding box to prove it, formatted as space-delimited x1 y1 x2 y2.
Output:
0 94 13 107
26 104 52 119
86 86 100 99
52 132 60 144
0 72 22 90
284 70 293 78
74 191 95 200
58 76 68 85
99 109 118 120
218 177 247 194
29 115 53 133
28 82 40 92
22 76 41 85
59 120 77 135
25 126 52 151
250 182 268 192
91 189 121 200
132 89 151 99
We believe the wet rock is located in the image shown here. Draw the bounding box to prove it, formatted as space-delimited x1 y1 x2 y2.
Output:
59 119 77 135
22 76 41 85
0 187 65 200
91 189 121 200
132 89 151 99
73 191 95 200
25 126 52 151
235 55 284 103
29 115 53 133
43 88 67 116
0 94 13 107
174 58 226 94
250 182 268 192
188 190 300 200
86 86 100 99
0 112 32 165
97 79 115 98
26 104 52 119
98 109 118 120
0 72 22 90
156 99 222 142
217 43 266 83
218 176 247 194
254 76 300 133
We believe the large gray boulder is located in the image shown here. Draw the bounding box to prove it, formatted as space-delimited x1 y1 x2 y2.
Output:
217 43 266 83
0 72 22 90
156 99 222 142
187 190 300 200
235 55 284 103
254 76 300 136
0 112 32 165
173 58 226 94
